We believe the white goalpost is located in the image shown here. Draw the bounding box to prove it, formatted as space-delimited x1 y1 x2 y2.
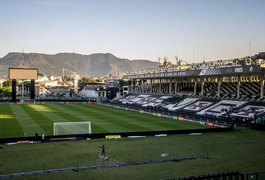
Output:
53 121 92 136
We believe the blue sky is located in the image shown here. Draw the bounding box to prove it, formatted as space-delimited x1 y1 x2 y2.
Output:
0 0 264 63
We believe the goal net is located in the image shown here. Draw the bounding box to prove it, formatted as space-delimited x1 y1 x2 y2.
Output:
53 121 92 136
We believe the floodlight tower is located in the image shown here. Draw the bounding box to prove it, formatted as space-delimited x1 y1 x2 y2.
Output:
175 55 178 65
73 72 80 93
249 40 252 57
158 57 161 64
62 68 65 86
19 48 25 68
193 48 195 61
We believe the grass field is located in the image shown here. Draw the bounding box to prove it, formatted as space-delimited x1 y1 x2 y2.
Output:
0 103 202 138
0 130 265 179
0 103 265 179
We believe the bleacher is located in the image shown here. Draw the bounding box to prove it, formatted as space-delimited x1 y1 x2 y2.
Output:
157 96 183 109
183 100 215 112
142 96 171 108
197 100 246 119
110 93 265 126
122 94 149 105
230 104 265 122
220 82 237 97
241 82 260 96
135 95 157 106
166 98 199 111
204 82 218 95
119 94 136 104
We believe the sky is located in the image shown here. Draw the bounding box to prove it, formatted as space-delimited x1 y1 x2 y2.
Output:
0 0 264 63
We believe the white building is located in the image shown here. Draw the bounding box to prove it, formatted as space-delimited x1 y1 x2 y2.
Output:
78 87 106 99
0 79 5 88
44 80 58 87
79 87 98 98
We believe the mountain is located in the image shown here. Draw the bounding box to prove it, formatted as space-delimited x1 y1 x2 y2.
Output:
0 52 159 78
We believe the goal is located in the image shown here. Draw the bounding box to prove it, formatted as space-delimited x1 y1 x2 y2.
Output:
53 121 92 136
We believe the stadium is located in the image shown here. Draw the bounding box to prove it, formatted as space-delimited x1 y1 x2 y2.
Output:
123 52 265 127
1 53 265 180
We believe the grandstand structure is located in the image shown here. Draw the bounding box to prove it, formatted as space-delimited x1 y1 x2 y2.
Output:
115 52 265 126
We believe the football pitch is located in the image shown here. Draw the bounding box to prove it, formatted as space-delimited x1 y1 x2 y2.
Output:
0 103 265 179
0 103 202 138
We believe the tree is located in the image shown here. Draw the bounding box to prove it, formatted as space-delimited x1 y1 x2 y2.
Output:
78 77 103 89
3 80 12 87
118 79 129 90
0 86 12 97
38 72 45 77
18 81 31 89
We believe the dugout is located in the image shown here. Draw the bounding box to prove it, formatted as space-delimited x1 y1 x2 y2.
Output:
9 68 38 102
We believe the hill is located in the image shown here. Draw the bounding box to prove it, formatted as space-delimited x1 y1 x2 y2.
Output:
0 52 159 77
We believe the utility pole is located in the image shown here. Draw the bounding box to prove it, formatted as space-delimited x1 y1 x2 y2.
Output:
249 40 252 57
20 49 25 100
20 48 25 68
62 68 65 86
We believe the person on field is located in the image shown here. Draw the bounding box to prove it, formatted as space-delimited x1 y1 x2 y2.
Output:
35 132 39 142
99 144 106 157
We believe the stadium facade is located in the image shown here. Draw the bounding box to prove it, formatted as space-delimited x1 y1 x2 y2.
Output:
126 53 265 100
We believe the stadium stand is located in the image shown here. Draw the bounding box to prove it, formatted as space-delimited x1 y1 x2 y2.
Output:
112 91 265 126
166 98 199 111
230 104 265 122
135 95 157 106
111 52 265 127
125 94 150 105
197 100 246 116
110 92 265 127
142 96 171 108
119 94 136 104
183 100 214 112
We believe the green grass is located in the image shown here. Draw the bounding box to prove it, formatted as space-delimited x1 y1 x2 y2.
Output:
0 103 264 179
0 103 202 138
0 130 265 179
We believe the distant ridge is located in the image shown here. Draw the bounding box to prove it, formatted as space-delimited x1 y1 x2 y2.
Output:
0 52 159 78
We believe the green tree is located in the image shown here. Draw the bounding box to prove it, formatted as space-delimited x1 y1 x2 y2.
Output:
0 80 13 97
118 80 130 91
38 72 45 77
18 81 31 89
3 80 12 87
1 86 12 97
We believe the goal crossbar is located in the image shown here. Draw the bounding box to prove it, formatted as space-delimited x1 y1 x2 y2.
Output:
53 121 92 136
